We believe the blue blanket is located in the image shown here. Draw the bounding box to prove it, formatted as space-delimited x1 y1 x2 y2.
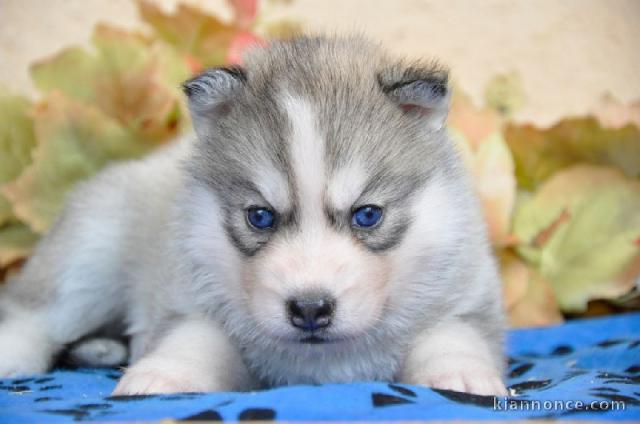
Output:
2 313 639 422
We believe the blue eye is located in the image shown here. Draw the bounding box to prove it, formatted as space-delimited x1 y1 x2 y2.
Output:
247 207 275 229
352 205 383 228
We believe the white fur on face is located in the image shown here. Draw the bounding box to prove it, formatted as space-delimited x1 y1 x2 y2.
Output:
253 167 291 212
176 183 246 317
326 161 369 211
381 172 493 325
182 184 240 273
243 95 390 341
388 173 462 290
283 95 326 224
245 230 390 340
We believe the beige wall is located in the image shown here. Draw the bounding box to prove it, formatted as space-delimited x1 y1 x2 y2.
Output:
1 0 639 126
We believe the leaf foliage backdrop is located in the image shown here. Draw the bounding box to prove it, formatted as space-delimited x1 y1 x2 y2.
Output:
0 0 638 327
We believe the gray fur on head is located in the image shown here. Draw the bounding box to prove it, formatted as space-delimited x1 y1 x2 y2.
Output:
180 37 461 260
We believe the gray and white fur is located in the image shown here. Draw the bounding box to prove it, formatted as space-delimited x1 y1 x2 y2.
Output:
0 36 506 395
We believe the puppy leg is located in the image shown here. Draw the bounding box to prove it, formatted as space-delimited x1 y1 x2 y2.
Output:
0 302 56 377
113 318 251 395
0 218 128 377
400 319 507 396
0 280 125 378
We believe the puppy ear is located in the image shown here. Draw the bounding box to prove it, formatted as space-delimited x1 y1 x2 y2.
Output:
182 66 246 120
378 63 450 130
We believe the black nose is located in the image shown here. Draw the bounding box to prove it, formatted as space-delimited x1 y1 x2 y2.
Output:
287 296 335 331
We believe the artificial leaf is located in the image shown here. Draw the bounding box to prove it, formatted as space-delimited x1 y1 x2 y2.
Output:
449 91 502 150
471 132 517 246
590 94 640 129
91 24 153 65
501 251 563 327
137 0 239 68
31 24 188 144
90 61 182 143
513 165 640 312
0 87 37 225
30 47 98 103
611 283 640 309
226 31 266 64
505 118 640 190
261 19 304 40
484 72 525 117
449 90 514 246
2 93 151 233
227 0 259 30
0 223 38 267
92 24 189 91
452 129 517 247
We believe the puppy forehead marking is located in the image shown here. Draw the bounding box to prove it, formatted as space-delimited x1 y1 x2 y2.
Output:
282 94 326 223
327 161 369 211
252 167 291 211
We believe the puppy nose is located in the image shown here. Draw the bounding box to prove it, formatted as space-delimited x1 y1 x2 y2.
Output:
287 296 335 331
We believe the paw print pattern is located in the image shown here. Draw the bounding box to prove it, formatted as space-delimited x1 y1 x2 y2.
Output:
0 324 639 421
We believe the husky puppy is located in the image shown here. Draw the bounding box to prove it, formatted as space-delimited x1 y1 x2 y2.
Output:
0 36 506 396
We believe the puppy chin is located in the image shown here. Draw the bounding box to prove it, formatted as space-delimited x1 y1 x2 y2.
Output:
278 331 365 356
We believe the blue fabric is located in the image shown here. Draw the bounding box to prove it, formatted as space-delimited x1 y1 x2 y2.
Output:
1 313 639 422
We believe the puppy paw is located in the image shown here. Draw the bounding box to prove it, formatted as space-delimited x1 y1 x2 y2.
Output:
0 320 54 378
0 358 50 379
112 358 222 395
68 338 128 367
113 370 198 395
403 354 507 396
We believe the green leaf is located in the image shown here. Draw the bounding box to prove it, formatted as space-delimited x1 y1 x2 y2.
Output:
500 251 563 327
0 87 37 226
513 165 640 312
30 24 189 144
474 132 517 246
449 90 502 149
30 47 98 102
505 118 640 190
137 0 238 68
485 72 525 117
0 223 39 267
3 93 151 233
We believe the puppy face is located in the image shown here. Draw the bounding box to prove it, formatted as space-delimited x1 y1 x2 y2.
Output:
237 96 394 342
180 37 466 347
